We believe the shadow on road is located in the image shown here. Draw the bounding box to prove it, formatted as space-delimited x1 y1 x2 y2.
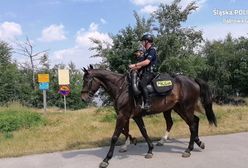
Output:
62 138 202 160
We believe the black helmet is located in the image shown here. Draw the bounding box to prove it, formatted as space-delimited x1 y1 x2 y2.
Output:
140 33 153 43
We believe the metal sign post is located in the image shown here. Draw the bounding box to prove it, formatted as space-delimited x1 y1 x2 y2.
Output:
58 85 70 112
58 69 70 112
43 90 47 112
64 95 66 112
38 74 50 113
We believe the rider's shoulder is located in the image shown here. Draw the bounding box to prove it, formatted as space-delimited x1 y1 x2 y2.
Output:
148 47 157 55
149 47 157 52
151 46 157 50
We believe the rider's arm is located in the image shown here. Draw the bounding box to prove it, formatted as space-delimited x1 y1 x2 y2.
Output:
129 59 149 70
135 59 150 68
129 48 155 70
135 48 156 69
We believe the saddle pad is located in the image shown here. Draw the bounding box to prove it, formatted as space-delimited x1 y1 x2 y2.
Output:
152 73 174 94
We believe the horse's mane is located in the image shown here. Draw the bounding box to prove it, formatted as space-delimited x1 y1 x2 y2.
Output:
90 69 126 84
91 69 125 78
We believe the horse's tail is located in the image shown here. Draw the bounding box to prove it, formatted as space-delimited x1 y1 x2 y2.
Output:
195 78 217 127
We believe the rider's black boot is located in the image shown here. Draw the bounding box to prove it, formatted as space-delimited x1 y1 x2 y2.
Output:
142 88 151 112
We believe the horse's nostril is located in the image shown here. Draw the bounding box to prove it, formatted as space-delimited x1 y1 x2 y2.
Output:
81 97 86 102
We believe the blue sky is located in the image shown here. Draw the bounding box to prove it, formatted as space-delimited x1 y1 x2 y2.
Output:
1 0 248 68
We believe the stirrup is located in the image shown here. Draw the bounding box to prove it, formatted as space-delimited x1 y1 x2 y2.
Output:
142 104 151 112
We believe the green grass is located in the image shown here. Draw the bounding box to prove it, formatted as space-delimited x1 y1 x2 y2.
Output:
0 104 46 138
0 103 247 158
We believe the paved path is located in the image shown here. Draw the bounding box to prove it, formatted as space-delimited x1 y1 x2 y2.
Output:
0 132 247 168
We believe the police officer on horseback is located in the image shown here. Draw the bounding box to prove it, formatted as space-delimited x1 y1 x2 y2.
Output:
129 33 157 111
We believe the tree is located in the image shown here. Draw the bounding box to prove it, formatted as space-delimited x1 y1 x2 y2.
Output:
91 11 153 73
15 37 48 89
0 41 12 65
0 41 20 104
154 0 204 76
232 37 248 96
203 34 248 97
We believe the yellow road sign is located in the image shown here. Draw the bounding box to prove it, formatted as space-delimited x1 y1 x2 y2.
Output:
38 74 50 83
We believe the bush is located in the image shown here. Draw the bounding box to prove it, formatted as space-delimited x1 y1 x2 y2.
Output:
0 109 45 133
101 112 116 122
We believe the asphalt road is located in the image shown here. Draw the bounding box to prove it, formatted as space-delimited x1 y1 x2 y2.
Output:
0 132 247 168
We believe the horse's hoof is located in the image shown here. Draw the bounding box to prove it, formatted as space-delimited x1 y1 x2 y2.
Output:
119 147 127 153
145 153 153 159
99 161 109 168
132 138 137 145
156 141 164 146
200 142 205 149
156 138 166 146
182 151 191 158
156 140 166 146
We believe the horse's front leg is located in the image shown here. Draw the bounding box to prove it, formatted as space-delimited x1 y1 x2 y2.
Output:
119 120 137 153
99 114 128 168
133 116 154 159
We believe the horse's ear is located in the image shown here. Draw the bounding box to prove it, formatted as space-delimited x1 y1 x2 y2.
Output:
89 64 94 69
82 67 88 74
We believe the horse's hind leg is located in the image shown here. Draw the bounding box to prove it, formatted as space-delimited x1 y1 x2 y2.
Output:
157 110 173 146
174 106 198 158
183 111 200 157
193 115 205 149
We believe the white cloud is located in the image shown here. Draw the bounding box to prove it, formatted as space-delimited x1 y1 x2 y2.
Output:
0 21 22 41
131 0 165 6
52 46 102 68
100 18 107 24
132 0 206 6
51 22 112 68
39 24 66 42
132 0 207 13
198 23 248 41
75 23 112 48
89 22 99 32
140 5 158 14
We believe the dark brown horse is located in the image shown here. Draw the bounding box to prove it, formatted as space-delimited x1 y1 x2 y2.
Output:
81 65 217 168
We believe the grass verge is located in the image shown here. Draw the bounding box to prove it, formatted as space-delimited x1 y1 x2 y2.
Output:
0 104 247 158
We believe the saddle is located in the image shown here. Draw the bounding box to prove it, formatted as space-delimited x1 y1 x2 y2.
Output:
130 71 174 97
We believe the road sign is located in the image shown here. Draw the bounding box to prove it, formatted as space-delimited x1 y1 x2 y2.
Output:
58 69 70 85
38 74 50 83
39 82 49 90
58 85 71 96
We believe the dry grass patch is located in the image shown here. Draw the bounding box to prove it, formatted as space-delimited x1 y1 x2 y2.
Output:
0 104 247 158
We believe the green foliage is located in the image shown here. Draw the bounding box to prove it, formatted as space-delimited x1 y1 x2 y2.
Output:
154 0 203 75
0 41 12 65
0 41 21 104
35 62 87 110
88 0 247 100
100 112 116 122
96 107 117 122
0 109 45 133
202 34 248 97
91 11 153 73
0 0 247 107
0 41 87 109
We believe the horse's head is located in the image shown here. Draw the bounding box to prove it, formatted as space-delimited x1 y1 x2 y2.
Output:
81 65 101 102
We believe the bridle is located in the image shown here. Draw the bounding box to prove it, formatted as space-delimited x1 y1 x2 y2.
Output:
81 76 96 99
